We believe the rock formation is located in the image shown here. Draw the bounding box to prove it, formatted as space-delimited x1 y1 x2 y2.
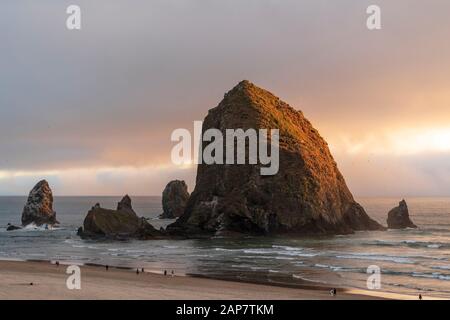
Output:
387 200 417 229
167 80 384 237
78 195 164 239
6 223 22 231
160 180 190 219
21 180 58 226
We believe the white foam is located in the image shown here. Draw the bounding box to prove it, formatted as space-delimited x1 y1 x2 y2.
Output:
272 245 303 251
335 254 414 264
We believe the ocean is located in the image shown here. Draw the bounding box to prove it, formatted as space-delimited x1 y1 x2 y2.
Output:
1 196 450 298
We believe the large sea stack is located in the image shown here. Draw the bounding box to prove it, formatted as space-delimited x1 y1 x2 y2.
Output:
160 180 190 219
167 80 384 237
387 200 417 229
78 195 163 239
21 180 58 226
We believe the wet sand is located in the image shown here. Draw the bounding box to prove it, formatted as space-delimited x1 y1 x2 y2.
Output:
0 260 411 300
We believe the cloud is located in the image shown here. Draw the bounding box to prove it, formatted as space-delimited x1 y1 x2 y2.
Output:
1 0 450 195
0 165 196 196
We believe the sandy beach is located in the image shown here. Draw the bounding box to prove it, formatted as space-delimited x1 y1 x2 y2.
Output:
0 260 392 300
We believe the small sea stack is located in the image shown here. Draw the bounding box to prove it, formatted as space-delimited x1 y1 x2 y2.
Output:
21 180 58 227
78 195 164 240
159 180 190 219
387 200 417 229
6 223 22 231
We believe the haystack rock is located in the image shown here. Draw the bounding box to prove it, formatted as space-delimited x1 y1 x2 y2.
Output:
387 200 417 229
167 80 384 237
78 195 163 239
21 180 58 226
160 180 190 219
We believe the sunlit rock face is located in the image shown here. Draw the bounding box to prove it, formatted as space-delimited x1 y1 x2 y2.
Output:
21 180 58 226
167 81 384 237
160 180 190 219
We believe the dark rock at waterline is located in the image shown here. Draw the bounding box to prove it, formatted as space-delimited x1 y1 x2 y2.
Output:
21 180 59 227
6 223 22 231
77 195 164 240
387 200 417 229
167 80 385 237
159 180 190 219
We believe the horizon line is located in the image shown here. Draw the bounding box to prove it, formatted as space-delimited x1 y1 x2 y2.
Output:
1 194 450 199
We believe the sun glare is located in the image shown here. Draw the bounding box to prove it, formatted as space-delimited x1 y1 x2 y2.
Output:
339 127 450 156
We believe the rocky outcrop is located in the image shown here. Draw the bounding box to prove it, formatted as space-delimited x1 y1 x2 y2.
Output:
387 200 417 229
78 195 164 239
167 80 384 237
21 180 58 226
160 180 190 219
6 223 22 231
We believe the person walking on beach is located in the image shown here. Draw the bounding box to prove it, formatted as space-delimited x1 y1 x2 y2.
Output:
136 268 140 275
105 265 109 271
164 270 167 276
171 270 174 277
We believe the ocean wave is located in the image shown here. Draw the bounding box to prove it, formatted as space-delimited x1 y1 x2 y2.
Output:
412 272 450 281
269 269 280 273
231 264 252 268
365 239 450 249
313 263 359 272
271 245 303 251
274 256 295 260
214 248 241 252
237 255 273 259
242 249 273 254
279 251 318 257
163 245 180 249
431 265 450 271
292 274 326 284
125 249 145 253
186 254 211 258
250 266 267 270
2 223 64 232
241 248 318 258
334 250 447 262
335 254 414 264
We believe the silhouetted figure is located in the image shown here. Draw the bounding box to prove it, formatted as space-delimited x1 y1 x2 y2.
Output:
419 294 423 300
56 261 60 267
105 265 109 271
141 268 144 273
136 269 139 275
164 270 167 276
171 270 174 277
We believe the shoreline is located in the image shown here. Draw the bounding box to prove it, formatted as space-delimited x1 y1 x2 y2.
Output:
0 259 430 300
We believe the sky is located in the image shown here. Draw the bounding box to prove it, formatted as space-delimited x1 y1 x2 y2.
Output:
1 0 450 196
